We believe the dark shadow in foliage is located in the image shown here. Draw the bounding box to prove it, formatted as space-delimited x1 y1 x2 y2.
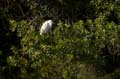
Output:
100 44 120 74
35 0 97 24
108 11 119 24
0 9 21 79
0 0 32 21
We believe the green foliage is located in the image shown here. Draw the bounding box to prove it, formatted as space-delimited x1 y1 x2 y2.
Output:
0 0 120 79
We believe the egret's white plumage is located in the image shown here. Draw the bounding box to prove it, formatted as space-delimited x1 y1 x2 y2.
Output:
40 20 53 35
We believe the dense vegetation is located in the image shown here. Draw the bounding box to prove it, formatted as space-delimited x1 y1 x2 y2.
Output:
0 0 120 79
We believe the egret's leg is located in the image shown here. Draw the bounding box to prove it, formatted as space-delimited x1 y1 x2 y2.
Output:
49 30 54 45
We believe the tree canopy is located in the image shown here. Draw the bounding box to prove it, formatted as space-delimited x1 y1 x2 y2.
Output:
0 0 120 79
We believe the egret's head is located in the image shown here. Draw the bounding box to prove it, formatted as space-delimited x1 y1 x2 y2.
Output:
43 17 57 28
44 16 58 23
48 19 53 23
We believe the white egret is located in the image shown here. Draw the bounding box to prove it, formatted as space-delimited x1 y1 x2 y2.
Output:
40 20 53 35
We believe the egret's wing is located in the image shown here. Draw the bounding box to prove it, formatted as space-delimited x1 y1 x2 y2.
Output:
40 21 50 34
40 21 47 35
